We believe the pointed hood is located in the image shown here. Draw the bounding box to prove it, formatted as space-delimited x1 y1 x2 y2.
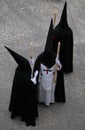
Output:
42 19 55 68
5 46 31 72
58 1 68 28
44 18 53 52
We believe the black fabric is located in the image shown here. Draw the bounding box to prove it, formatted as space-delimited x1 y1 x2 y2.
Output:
58 1 68 28
54 68 65 102
53 1 73 73
9 66 38 126
53 41 66 102
33 51 55 71
22 80 38 126
5 46 38 126
4 46 31 71
44 18 53 52
53 27 73 73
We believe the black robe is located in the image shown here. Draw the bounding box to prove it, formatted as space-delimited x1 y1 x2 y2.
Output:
5 46 38 126
54 67 65 102
47 40 66 102
9 66 38 126
53 26 73 73
52 1 73 73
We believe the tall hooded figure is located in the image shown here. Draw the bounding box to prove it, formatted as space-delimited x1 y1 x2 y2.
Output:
5 46 38 126
52 1 73 73
33 19 64 105
33 19 55 106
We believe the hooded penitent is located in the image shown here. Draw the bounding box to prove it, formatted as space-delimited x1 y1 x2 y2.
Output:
33 19 63 106
52 1 73 73
5 46 38 126
34 19 65 106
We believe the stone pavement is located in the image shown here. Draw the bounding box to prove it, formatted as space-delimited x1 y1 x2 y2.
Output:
0 0 85 130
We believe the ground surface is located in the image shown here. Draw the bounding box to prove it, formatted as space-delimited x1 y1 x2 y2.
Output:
0 0 85 130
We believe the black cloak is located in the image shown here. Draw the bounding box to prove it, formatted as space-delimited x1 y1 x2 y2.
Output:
52 1 73 73
5 46 38 126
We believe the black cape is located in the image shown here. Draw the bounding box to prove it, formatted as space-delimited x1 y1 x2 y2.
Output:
52 1 73 73
54 66 65 102
5 46 38 126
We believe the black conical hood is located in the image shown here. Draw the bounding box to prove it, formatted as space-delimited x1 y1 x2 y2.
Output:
58 1 68 28
44 18 53 52
5 46 31 71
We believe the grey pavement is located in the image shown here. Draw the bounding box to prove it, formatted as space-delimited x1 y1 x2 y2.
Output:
0 0 85 130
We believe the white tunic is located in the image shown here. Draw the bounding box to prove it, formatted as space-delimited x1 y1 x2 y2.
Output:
38 63 55 106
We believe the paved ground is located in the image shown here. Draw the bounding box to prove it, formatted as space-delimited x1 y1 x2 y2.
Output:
0 0 85 130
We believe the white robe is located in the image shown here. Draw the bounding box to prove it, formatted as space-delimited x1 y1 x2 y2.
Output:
38 63 55 106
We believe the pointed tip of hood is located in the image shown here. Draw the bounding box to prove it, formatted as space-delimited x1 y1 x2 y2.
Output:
44 18 53 52
58 1 68 28
5 46 31 71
